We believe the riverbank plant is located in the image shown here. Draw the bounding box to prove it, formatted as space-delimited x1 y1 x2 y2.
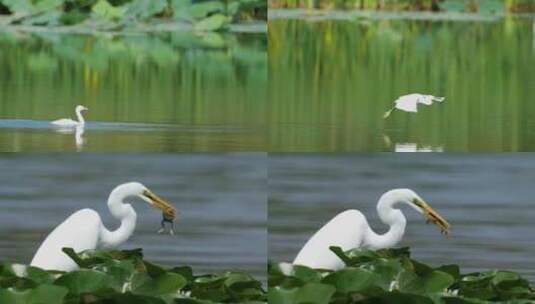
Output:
269 247 535 303
268 0 535 13
0 248 266 303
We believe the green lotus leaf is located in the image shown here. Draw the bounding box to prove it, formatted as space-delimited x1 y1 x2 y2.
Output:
132 272 187 296
268 286 298 304
0 0 34 14
358 291 434 304
398 269 454 295
102 292 168 303
169 266 194 282
188 1 224 19
54 269 114 294
92 0 126 20
0 284 68 304
194 14 228 32
124 0 167 20
294 283 336 304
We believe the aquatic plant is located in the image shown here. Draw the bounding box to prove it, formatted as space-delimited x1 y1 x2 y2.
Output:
0 248 266 303
0 0 266 31
269 247 535 303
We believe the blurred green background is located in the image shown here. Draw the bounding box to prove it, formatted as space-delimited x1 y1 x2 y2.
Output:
268 0 535 13
0 0 266 31
269 17 534 151
0 31 267 151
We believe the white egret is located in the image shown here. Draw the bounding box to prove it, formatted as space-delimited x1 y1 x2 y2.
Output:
51 105 88 127
383 94 445 118
293 189 450 270
30 182 176 272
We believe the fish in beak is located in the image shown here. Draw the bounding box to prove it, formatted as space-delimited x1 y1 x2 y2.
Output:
414 198 450 235
142 190 177 235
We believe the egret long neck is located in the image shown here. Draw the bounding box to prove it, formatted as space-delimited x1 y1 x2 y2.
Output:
364 192 406 250
75 109 85 124
99 187 137 248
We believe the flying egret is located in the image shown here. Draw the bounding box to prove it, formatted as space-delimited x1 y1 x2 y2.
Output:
30 182 176 272
383 94 445 118
293 189 450 270
51 105 88 127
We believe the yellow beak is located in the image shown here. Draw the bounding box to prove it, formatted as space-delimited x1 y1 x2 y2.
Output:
143 190 176 220
419 200 450 235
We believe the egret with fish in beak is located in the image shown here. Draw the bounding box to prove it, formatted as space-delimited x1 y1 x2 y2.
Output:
293 188 450 270
31 182 178 272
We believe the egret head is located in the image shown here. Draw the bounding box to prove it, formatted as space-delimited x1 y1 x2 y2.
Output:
391 189 450 235
76 105 88 112
119 182 176 220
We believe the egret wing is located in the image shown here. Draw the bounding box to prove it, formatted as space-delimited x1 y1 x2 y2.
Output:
293 210 369 270
418 95 445 105
31 209 101 272
394 95 419 113
418 95 434 105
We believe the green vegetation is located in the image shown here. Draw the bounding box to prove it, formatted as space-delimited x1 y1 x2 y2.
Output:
0 248 266 303
269 247 535 303
0 0 266 32
0 31 266 151
269 0 535 13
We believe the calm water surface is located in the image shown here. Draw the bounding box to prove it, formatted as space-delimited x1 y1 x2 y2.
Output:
269 154 535 281
0 154 266 281
269 14 535 151
0 32 267 152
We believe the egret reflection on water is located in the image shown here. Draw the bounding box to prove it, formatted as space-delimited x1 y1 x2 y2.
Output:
293 189 450 270
383 94 445 118
53 125 86 151
382 135 443 152
51 105 88 127
395 143 444 152
31 182 177 272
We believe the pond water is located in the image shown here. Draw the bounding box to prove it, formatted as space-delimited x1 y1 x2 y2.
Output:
0 153 267 281
0 31 267 152
269 13 535 152
269 154 535 282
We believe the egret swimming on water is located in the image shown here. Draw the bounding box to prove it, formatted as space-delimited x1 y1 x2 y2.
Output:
383 94 445 118
31 182 177 272
293 189 450 270
51 105 88 127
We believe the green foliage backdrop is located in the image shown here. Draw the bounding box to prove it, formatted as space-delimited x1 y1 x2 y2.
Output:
268 0 535 13
0 0 266 31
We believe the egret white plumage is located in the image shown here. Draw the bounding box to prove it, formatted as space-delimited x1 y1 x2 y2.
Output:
30 182 176 272
383 94 445 118
51 105 88 126
293 189 450 270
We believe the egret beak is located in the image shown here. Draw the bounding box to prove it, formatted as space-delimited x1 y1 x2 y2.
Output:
142 190 176 220
414 198 450 235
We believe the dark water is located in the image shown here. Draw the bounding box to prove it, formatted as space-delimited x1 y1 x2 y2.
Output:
269 154 535 281
269 15 535 152
0 32 267 152
0 153 266 281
